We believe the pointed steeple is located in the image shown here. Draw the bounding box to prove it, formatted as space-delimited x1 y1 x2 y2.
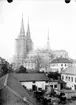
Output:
47 29 50 49
26 17 30 37
20 14 25 36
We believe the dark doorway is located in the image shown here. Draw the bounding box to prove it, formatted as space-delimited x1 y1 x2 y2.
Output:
32 85 37 91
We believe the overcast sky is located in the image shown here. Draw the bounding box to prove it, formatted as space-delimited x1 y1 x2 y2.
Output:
0 0 76 61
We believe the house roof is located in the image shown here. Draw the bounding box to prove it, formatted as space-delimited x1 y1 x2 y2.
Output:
12 73 49 82
12 73 66 85
50 58 72 64
0 73 36 105
61 66 76 75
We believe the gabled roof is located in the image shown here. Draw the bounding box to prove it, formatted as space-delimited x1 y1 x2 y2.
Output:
61 66 76 75
12 73 49 82
0 73 36 105
50 58 72 64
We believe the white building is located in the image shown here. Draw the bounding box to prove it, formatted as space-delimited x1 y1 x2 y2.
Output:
50 58 72 73
12 73 63 90
61 66 76 90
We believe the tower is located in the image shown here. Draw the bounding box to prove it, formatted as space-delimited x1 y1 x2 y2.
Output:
25 19 33 54
15 15 26 68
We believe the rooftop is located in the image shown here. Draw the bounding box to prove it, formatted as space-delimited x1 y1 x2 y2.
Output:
0 74 36 105
12 73 65 84
12 73 49 82
50 58 72 64
61 66 76 75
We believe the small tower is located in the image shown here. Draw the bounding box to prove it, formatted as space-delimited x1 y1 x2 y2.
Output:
26 19 33 54
15 15 26 68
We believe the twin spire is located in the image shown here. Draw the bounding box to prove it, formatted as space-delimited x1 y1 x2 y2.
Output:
20 15 30 37
20 15 50 49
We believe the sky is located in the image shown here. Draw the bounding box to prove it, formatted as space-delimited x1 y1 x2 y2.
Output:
0 0 76 61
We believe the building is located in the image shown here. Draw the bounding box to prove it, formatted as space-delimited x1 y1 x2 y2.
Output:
15 16 33 68
50 57 72 73
53 50 68 58
13 15 69 72
72 59 76 66
23 56 36 70
0 73 36 105
12 73 65 91
61 66 76 90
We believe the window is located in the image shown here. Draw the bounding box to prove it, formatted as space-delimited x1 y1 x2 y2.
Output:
33 81 35 83
54 85 57 88
50 85 53 88
61 64 63 66
74 85 76 90
66 76 67 80
68 77 70 81
71 77 73 82
46 81 48 83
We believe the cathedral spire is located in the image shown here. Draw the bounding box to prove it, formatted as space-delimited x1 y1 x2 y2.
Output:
47 29 50 49
20 14 25 36
26 17 30 37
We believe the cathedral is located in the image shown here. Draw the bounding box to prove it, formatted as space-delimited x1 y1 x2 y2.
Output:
14 15 68 70
15 16 33 68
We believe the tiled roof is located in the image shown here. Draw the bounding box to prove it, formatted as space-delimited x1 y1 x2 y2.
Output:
12 73 66 85
50 58 72 64
0 74 36 105
61 66 76 75
12 73 49 82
